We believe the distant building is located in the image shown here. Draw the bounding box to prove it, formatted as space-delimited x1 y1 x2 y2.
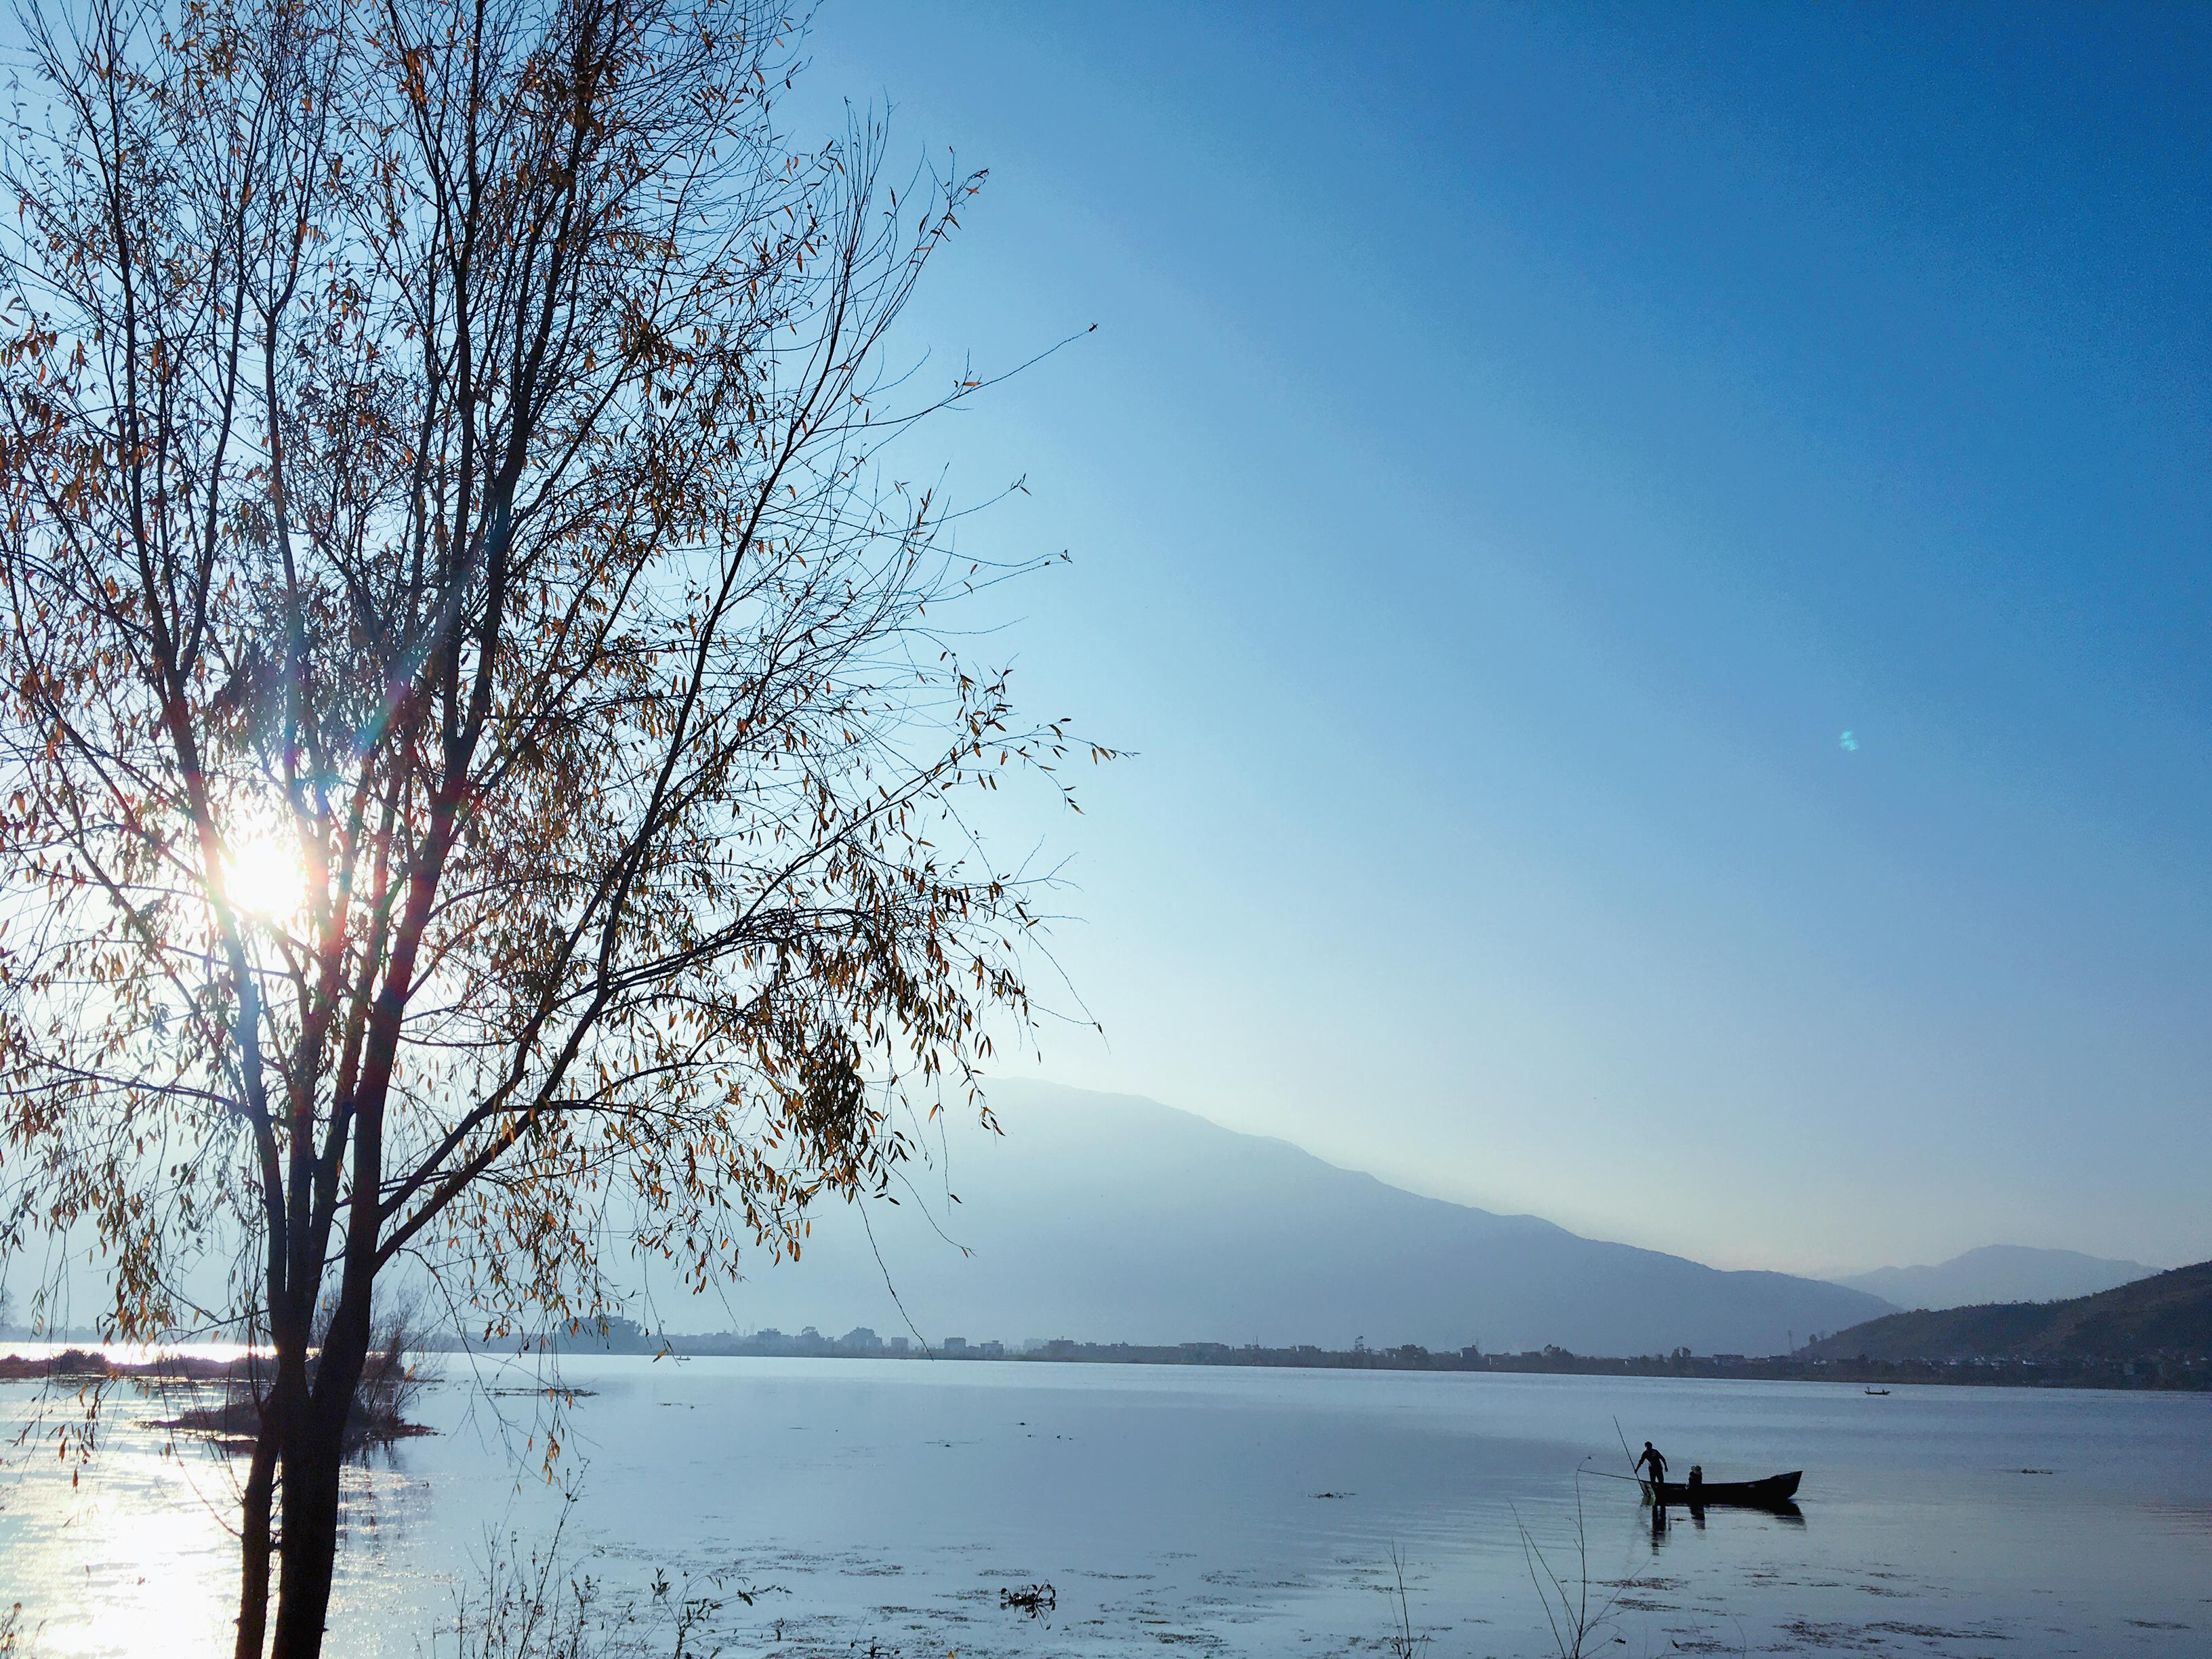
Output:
840 1326 883 1353
941 1336 968 1353
886 1336 910 1355
977 1340 1005 1357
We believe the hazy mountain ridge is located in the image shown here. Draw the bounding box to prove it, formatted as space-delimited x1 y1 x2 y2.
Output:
1807 1261 2212 1363
1837 1244 2160 1311
682 1081 1890 1357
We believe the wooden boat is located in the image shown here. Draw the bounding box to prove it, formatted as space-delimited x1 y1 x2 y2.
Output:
1864 1387 1891 1395
1643 1470 1801 1507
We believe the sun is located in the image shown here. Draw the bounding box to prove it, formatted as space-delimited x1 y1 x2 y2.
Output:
222 832 306 920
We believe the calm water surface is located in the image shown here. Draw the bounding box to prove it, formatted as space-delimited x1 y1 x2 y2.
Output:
3 1357 2208 1656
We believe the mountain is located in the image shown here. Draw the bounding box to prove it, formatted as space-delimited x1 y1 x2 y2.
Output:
1807 1261 2212 1364
672 1080 1891 1357
1835 1245 2160 1311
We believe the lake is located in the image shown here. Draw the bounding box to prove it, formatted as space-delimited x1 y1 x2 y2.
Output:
3 1357 2208 1656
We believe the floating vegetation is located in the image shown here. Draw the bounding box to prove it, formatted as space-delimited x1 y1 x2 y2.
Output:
999 1583 1057 1618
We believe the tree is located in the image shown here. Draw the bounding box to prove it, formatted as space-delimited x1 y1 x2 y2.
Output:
0 1 1092 1652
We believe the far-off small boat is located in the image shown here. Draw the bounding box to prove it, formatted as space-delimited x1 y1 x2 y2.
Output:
1865 1387 1891 1396
1644 1470 1802 1508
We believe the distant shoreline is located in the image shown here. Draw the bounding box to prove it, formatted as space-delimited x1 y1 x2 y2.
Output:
432 1332 2212 1392
11 1328 2199 1392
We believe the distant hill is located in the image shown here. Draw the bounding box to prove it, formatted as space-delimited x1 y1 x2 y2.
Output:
676 1080 1892 1357
1807 1261 2212 1364
1836 1245 2160 1311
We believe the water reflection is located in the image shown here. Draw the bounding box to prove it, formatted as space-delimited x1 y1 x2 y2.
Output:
1649 1498 1805 1554
5 1362 2207 1659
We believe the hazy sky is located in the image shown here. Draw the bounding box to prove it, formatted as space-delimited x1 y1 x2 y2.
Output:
793 2 2212 1277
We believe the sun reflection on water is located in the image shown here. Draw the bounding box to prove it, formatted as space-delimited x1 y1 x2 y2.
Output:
1 1412 239 1656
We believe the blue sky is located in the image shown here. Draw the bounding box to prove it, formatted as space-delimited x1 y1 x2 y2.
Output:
796 2 2211 1275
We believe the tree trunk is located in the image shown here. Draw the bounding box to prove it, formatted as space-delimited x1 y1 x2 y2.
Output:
267 1325 369 1659
268 1416 344 1659
232 1413 279 1659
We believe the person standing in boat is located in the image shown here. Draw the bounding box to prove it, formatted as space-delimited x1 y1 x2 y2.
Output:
1635 1441 1670 1490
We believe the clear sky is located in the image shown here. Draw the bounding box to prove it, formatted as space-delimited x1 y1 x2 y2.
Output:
794 2 2212 1277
